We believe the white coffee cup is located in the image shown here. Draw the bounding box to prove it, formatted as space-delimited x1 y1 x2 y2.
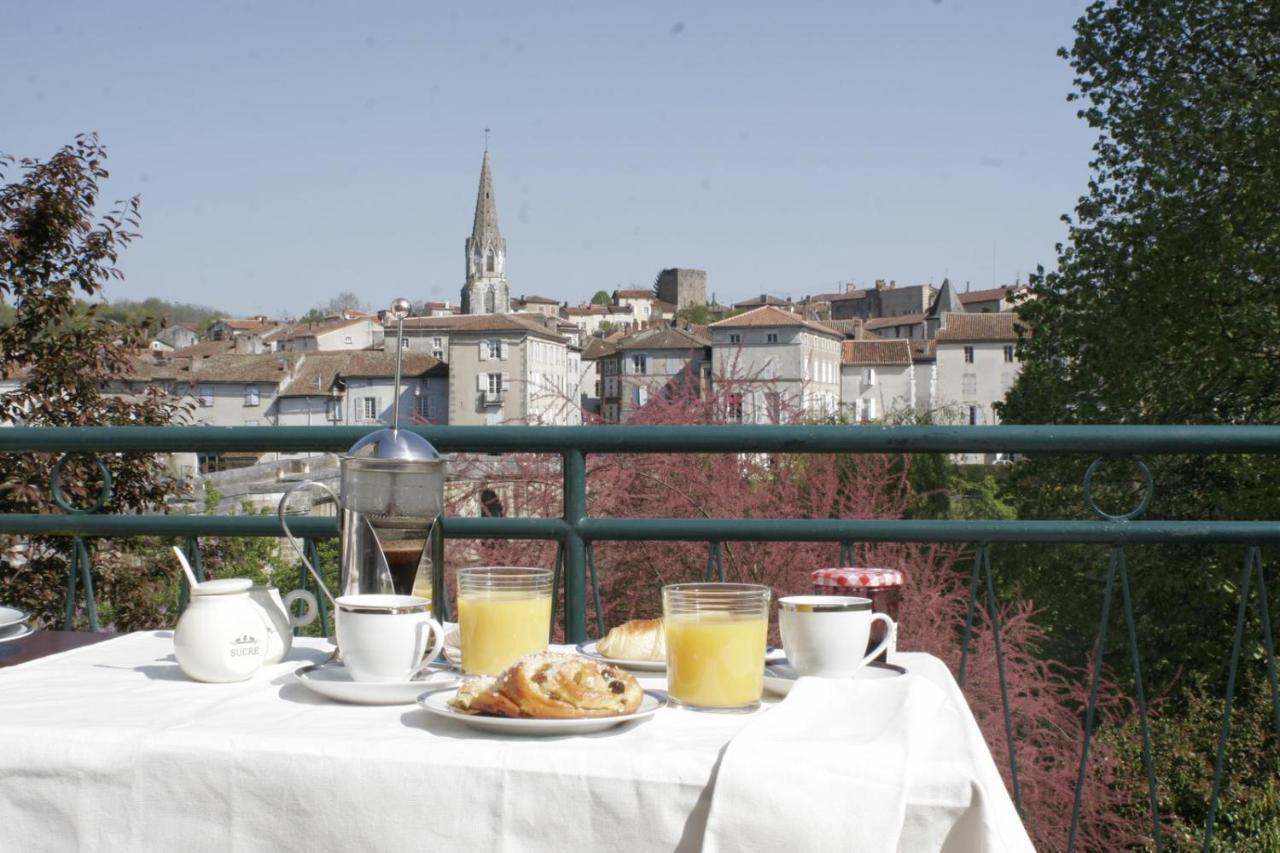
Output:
778 596 896 678
335 594 446 682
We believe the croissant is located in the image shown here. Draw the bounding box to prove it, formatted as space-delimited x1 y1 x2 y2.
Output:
596 617 666 662
449 652 643 719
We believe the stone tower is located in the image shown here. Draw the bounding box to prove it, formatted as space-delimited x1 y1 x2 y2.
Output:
461 151 510 314
655 268 707 309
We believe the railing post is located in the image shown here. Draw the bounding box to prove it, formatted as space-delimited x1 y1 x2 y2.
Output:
62 537 98 630
704 541 725 582
562 449 588 643
585 542 605 637
63 542 79 629
75 538 98 632
430 518 449 624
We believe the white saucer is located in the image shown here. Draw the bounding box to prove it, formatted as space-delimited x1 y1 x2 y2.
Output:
416 688 664 736
293 662 461 705
0 622 33 644
0 605 29 631
763 660 907 697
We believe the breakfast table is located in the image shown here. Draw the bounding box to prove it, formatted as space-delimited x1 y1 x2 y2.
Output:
0 631 1033 852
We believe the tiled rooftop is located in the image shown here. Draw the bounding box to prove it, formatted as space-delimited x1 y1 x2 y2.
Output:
934 312 1021 342
841 339 914 366
709 306 842 337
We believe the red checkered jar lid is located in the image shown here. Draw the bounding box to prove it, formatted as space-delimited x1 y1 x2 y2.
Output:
811 568 904 588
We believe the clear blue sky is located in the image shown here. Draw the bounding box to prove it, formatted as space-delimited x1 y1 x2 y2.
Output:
2 0 1095 317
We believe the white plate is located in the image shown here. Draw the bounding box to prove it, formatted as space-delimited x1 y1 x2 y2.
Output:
0 606 28 631
294 662 461 705
0 623 33 644
763 660 907 696
416 688 664 735
576 641 666 672
577 641 788 673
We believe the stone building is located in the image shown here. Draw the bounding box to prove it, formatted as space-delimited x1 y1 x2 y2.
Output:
709 306 842 423
599 325 711 423
932 312 1021 429
460 151 510 315
654 268 706 310
840 339 916 422
390 313 581 426
511 294 560 317
828 281 936 321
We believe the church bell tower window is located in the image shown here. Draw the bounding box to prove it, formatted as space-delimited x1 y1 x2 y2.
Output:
486 251 495 273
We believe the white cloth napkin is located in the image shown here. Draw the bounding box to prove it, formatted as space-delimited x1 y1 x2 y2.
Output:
702 671 949 853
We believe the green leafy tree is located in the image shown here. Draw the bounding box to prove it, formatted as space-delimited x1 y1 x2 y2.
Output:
590 290 611 306
1000 0 1280 676
997 1 1280 840
675 304 713 326
0 134 184 628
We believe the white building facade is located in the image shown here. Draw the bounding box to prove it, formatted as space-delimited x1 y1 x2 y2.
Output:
709 306 842 423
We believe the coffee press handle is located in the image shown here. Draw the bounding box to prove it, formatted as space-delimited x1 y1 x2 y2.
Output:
861 613 897 667
282 589 318 628
277 479 340 607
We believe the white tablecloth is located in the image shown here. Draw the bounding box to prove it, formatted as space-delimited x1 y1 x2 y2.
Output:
0 632 1031 852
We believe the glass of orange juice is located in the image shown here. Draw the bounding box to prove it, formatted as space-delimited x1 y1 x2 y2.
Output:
457 567 553 675
663 582 771 712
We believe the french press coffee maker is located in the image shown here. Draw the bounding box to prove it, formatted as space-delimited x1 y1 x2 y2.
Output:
279 298 446 615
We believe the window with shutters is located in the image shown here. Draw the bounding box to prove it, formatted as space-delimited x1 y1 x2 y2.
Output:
243 385 259 407
964 346 975 363
727 393 744 423
400 336 410 350
632 354 647 375
863 367 876 386
487 373 502 395
362 397 378 421
487 339 502 359
765 391 782 424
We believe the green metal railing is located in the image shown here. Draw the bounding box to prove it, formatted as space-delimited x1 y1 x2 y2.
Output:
0 423 1277 851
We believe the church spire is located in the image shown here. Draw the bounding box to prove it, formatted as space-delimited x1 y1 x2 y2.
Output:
471 150 502 245
462 148 509 314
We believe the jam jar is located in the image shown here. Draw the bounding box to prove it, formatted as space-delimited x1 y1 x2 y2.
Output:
810 568 903 662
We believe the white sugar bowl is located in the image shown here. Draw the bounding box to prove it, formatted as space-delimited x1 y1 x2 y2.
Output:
174 578 270 682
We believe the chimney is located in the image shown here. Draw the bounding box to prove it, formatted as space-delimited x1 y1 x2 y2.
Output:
875 279 886 291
